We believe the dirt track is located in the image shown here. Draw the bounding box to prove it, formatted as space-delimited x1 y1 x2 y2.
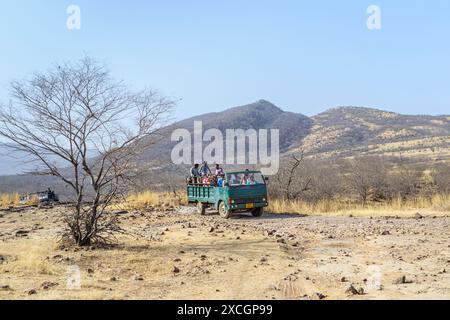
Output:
0 206 449 300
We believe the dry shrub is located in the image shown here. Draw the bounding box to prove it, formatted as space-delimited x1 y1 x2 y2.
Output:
269 194 450 216
0 193 20 208
124 191 186 210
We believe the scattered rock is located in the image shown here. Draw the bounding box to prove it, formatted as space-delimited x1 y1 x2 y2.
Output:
110 277 118 282
134 275 144 281
15 230 30 236
345 284 364 295
414 213 423 220
28 289 37 295
174 258 181 262
209 227 215 233
340 277 348 282
345 284 359 295
173 266 180 274
41 282 58 290
87 268 95 274
315 292 326 300
381 230 390 236
0 285 12 291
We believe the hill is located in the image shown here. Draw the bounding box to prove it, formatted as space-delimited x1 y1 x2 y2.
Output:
1 100 449 194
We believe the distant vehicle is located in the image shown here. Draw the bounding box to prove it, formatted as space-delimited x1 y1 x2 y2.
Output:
187 170 269 219
19 189 59 205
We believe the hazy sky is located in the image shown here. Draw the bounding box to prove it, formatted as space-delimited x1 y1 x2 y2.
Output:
0 0 449 120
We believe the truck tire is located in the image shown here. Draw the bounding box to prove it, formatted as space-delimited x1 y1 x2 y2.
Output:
218 202 232 219
197 202 206 215
251 207 264 217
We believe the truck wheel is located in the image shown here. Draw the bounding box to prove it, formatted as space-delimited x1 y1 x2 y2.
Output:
218 202 232 219
251 207 264 217
197 202 206 215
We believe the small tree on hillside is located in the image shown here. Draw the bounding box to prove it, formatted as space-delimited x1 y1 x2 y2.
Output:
275 153 312 200
0 57 174 246
347 156 389 206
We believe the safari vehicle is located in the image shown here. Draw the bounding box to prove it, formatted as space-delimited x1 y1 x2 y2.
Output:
19 189 59 205
187 170 269 219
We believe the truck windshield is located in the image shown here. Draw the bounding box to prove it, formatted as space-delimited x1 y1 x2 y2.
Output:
227 172 265 186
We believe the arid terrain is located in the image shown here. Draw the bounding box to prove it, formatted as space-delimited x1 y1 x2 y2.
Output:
1 205 449 300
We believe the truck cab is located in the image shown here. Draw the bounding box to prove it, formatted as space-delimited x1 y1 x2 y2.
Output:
187 170 269 219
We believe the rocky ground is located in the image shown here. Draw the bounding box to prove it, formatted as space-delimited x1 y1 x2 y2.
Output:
0 205 449 300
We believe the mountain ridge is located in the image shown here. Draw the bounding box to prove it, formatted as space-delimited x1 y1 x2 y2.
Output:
1 100 449 194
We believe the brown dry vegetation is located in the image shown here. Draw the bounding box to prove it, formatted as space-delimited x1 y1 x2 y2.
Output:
0 193 20 208
269 194 450 217
123 191 187 210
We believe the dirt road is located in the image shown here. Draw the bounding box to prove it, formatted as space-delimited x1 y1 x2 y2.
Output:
0 206 449 299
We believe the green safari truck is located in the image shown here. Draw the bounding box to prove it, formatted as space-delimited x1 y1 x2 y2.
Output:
187 170 269 219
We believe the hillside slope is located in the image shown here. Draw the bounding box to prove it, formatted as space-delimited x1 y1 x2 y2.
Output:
292 106 450 162
1 100 449 193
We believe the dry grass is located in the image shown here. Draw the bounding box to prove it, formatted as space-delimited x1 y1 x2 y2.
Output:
0 193 20 208
123 190 450 217
123 191 187 210
0 241 59 276
269 194 450 217
0 193 39 208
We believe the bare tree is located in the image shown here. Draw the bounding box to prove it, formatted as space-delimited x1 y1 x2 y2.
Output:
305 160 341 202
0 57 174 246
274 153 312 200
434 163 450 194
347 156 389 206
388 156 421 200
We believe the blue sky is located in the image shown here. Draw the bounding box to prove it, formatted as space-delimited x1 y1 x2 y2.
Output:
0 0 449 120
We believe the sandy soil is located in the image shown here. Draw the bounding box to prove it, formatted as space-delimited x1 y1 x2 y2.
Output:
0 206 449 300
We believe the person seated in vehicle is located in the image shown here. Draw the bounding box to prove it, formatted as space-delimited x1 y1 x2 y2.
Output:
217 176 224 187
199 161 211 176
215 164 224 176
190 164 201 184
201 175 210 186
210 175 218 187
247 174 257 185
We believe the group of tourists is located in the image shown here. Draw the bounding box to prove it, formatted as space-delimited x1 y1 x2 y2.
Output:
188 162 225 186
188 164 258 187
228 171 258 186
